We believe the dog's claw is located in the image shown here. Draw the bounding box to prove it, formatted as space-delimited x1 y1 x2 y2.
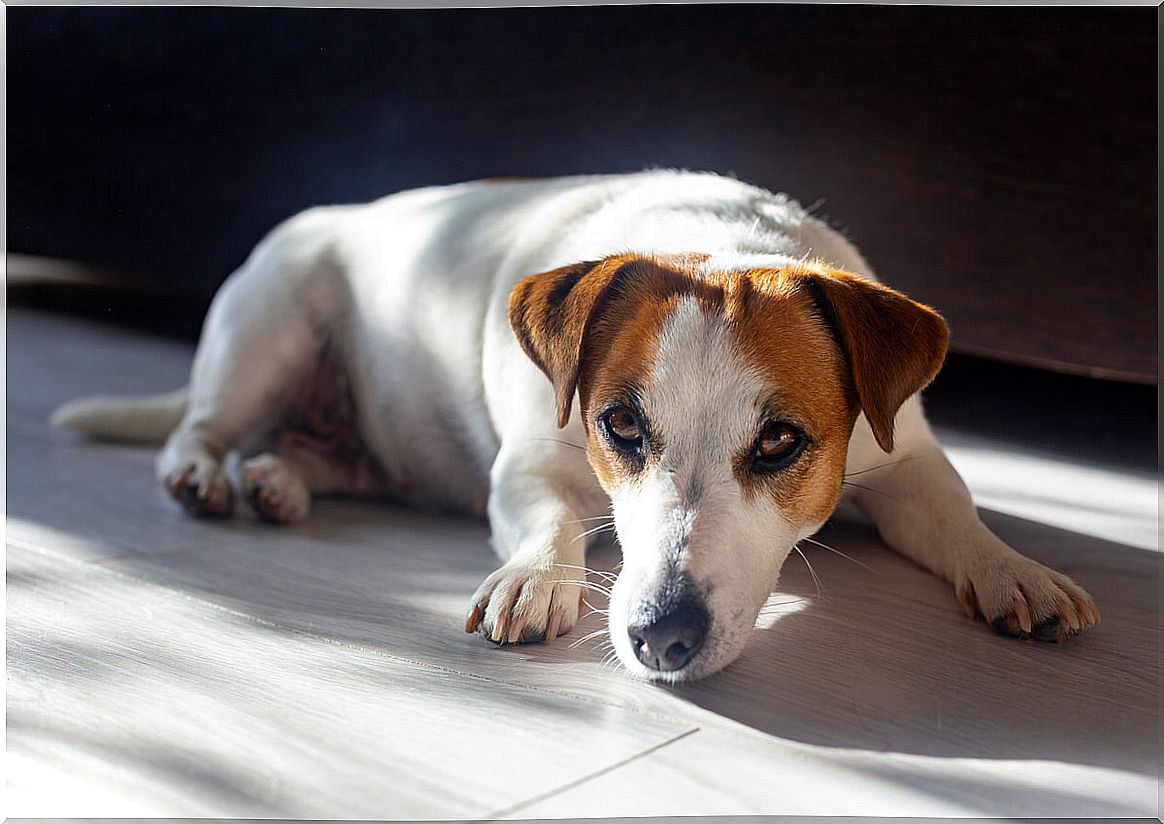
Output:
491 610 509 644
507 615 526 644
464 604 483 634
1057 602 1081 632
545 608 564 642
1012 598 1033 634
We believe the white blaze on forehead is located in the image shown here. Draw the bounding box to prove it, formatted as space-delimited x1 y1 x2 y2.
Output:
644 296 766 484
610 295 768 560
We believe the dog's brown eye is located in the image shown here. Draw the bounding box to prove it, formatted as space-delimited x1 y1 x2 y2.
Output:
758 425 797 458
600 405 646 458
752 422 805 472
608 409 641 441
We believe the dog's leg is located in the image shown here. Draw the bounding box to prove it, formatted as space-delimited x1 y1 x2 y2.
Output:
157 233 328 517
159 320 314 518
158 324 318 518
465 445 605 644
846 402 1100 641
240 444 384 524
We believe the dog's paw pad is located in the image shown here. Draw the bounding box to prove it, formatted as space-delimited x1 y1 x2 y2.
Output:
241 454 310 524
165 462 234 517
957 556 1100 642
466 562 585 645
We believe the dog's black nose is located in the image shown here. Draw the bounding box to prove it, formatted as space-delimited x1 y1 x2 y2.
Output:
627 598 710 672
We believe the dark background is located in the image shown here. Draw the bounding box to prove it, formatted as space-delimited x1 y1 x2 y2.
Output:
7 5 1158 453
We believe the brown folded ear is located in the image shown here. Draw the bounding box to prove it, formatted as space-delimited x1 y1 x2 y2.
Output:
797 268 949 453
507 258 628 427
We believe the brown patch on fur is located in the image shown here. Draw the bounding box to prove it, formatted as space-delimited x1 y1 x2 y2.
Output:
788 265 949 452
508 254 716 430
508 258 620 427
721 270 856 525
726 263 949 523
508 254 720 491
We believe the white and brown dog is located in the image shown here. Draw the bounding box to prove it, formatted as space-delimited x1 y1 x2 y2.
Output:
53 171 1099 681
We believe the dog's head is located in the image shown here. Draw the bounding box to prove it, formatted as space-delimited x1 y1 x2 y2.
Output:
509 254 948 680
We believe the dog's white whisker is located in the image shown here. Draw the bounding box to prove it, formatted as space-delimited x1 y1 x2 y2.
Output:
794 544 823 597
573 579 613 595
598 648 621 672
801 535 876 573
551 562 618 582
527 436 587 451
569 628 610 649
571 522 617 543
841 479 901 503
843 455 916 478
574 583 613 598
580 595 614 614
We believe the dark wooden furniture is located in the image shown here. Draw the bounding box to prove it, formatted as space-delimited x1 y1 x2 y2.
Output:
8 6 1156 381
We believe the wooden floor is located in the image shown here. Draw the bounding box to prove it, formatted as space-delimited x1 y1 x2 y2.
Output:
6 308 1159 817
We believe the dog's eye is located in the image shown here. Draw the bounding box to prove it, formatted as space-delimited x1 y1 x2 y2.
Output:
752 422 805 472
601 406 645 455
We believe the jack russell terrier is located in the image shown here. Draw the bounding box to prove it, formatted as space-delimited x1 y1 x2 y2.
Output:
53 171 1099 681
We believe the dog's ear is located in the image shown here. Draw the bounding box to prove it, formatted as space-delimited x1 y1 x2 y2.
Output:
796 268 949 453
508 258 626 427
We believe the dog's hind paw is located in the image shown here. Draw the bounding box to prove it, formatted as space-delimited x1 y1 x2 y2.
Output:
164 460 235 518
465 560 586 645
241 453 311 524
955 554 1100 642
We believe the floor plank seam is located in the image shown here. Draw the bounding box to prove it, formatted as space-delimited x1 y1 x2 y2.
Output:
6 535 694 726
475 726 703 820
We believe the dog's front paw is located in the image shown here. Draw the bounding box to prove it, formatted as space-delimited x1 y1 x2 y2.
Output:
955 553 1100 642
241 453 311 524
164 460 235 518
464 560 586 645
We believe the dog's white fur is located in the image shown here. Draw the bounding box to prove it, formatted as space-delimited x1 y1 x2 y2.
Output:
53 171 1098 681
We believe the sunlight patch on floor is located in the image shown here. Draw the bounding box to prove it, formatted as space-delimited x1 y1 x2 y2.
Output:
940 436 1158 551
754 592 811 630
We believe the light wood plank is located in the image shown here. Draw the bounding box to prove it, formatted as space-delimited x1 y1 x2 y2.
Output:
7 544 693 818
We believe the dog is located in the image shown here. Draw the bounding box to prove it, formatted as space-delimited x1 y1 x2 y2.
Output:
52 170 1100 681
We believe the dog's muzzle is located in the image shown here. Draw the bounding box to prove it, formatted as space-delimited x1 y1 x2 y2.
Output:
626 593 710 672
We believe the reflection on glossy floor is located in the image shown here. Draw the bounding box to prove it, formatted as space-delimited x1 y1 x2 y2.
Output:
6 308 1159 817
